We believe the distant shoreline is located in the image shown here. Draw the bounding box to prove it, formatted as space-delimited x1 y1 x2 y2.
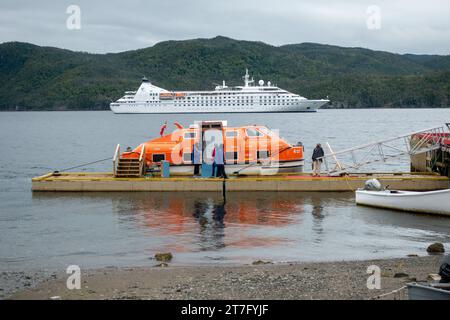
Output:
1 106 450 112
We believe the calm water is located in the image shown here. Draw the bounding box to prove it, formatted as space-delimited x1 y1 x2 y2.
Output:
1 109 450 272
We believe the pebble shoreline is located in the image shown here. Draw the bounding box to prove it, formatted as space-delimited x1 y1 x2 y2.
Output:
3 255 445 300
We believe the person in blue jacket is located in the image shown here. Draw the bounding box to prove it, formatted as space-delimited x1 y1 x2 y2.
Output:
212 143 227 178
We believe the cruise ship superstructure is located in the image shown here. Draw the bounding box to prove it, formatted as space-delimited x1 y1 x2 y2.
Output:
110 69 329 114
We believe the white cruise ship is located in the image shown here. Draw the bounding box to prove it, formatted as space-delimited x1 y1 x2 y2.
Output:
110 69 329 114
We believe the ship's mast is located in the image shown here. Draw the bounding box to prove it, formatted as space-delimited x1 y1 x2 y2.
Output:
243 68 254 87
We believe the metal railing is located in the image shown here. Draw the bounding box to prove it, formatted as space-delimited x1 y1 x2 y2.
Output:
320 125 448 176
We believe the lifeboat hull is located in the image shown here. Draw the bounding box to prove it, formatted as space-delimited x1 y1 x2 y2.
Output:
164 160 304 176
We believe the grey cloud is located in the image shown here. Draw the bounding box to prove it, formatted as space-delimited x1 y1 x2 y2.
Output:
0 0 449 54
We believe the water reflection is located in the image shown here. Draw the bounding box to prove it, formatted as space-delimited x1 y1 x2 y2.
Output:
29 191 450 266
311 197 325 243
109 192 305 252
193 199 226 250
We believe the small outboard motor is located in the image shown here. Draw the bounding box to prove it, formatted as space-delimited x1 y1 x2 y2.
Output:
364 178 382 191
439 254 450 283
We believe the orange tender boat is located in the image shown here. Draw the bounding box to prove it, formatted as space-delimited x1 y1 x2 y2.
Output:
120 120 304 175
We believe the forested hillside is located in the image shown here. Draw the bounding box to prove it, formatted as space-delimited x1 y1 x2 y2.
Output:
1 36 449 110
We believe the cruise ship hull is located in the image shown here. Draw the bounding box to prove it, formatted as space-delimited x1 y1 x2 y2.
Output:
110 100 327 114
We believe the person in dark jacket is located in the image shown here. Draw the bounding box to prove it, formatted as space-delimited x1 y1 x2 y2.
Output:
312 143 324 177
191 142 202 177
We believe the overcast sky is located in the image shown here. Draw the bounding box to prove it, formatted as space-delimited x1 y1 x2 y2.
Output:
1 0 449 54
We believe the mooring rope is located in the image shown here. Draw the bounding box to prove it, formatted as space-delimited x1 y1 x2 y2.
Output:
55 157 112 173
336 172 356 192
368 286 407 300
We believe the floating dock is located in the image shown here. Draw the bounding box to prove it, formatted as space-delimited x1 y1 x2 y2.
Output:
32 172 449 192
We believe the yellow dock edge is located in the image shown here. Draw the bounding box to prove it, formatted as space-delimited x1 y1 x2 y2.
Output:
31 172 449 192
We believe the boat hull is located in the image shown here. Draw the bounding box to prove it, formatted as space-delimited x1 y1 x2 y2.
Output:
110 100 327 114
163 160 304 176
407 283 450 300
355 189 450 216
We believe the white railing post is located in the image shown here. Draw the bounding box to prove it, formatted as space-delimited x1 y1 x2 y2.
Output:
113 144 120 176
139 145 145 176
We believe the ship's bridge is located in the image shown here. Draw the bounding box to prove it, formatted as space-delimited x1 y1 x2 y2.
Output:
214 69 289 94
120 76 169 102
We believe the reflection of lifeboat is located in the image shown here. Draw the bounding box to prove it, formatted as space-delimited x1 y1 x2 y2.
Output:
129 192 301 230
120 120 304 175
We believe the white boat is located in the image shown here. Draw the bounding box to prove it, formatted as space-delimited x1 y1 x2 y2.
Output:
110 69 329 114
355 189 450 216
407 283 450 300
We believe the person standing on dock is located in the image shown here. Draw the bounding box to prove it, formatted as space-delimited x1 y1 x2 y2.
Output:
312 143 324 177
213 143 227 179
192 142 202 177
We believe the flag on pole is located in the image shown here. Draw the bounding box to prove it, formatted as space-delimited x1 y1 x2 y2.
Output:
174 121 183 130
160 121 167 136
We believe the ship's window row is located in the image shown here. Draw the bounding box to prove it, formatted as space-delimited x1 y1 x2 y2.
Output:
225 131 239 138
120 101 298 107
144 91 293 97
182 97 296 101
153 92 292 97
246 128 264 137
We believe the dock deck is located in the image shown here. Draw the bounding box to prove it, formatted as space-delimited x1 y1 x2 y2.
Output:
32 172 449 192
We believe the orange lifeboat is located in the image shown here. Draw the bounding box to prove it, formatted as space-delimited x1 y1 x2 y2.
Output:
174 92 186 98
120 120 304 175
159 92 174 100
